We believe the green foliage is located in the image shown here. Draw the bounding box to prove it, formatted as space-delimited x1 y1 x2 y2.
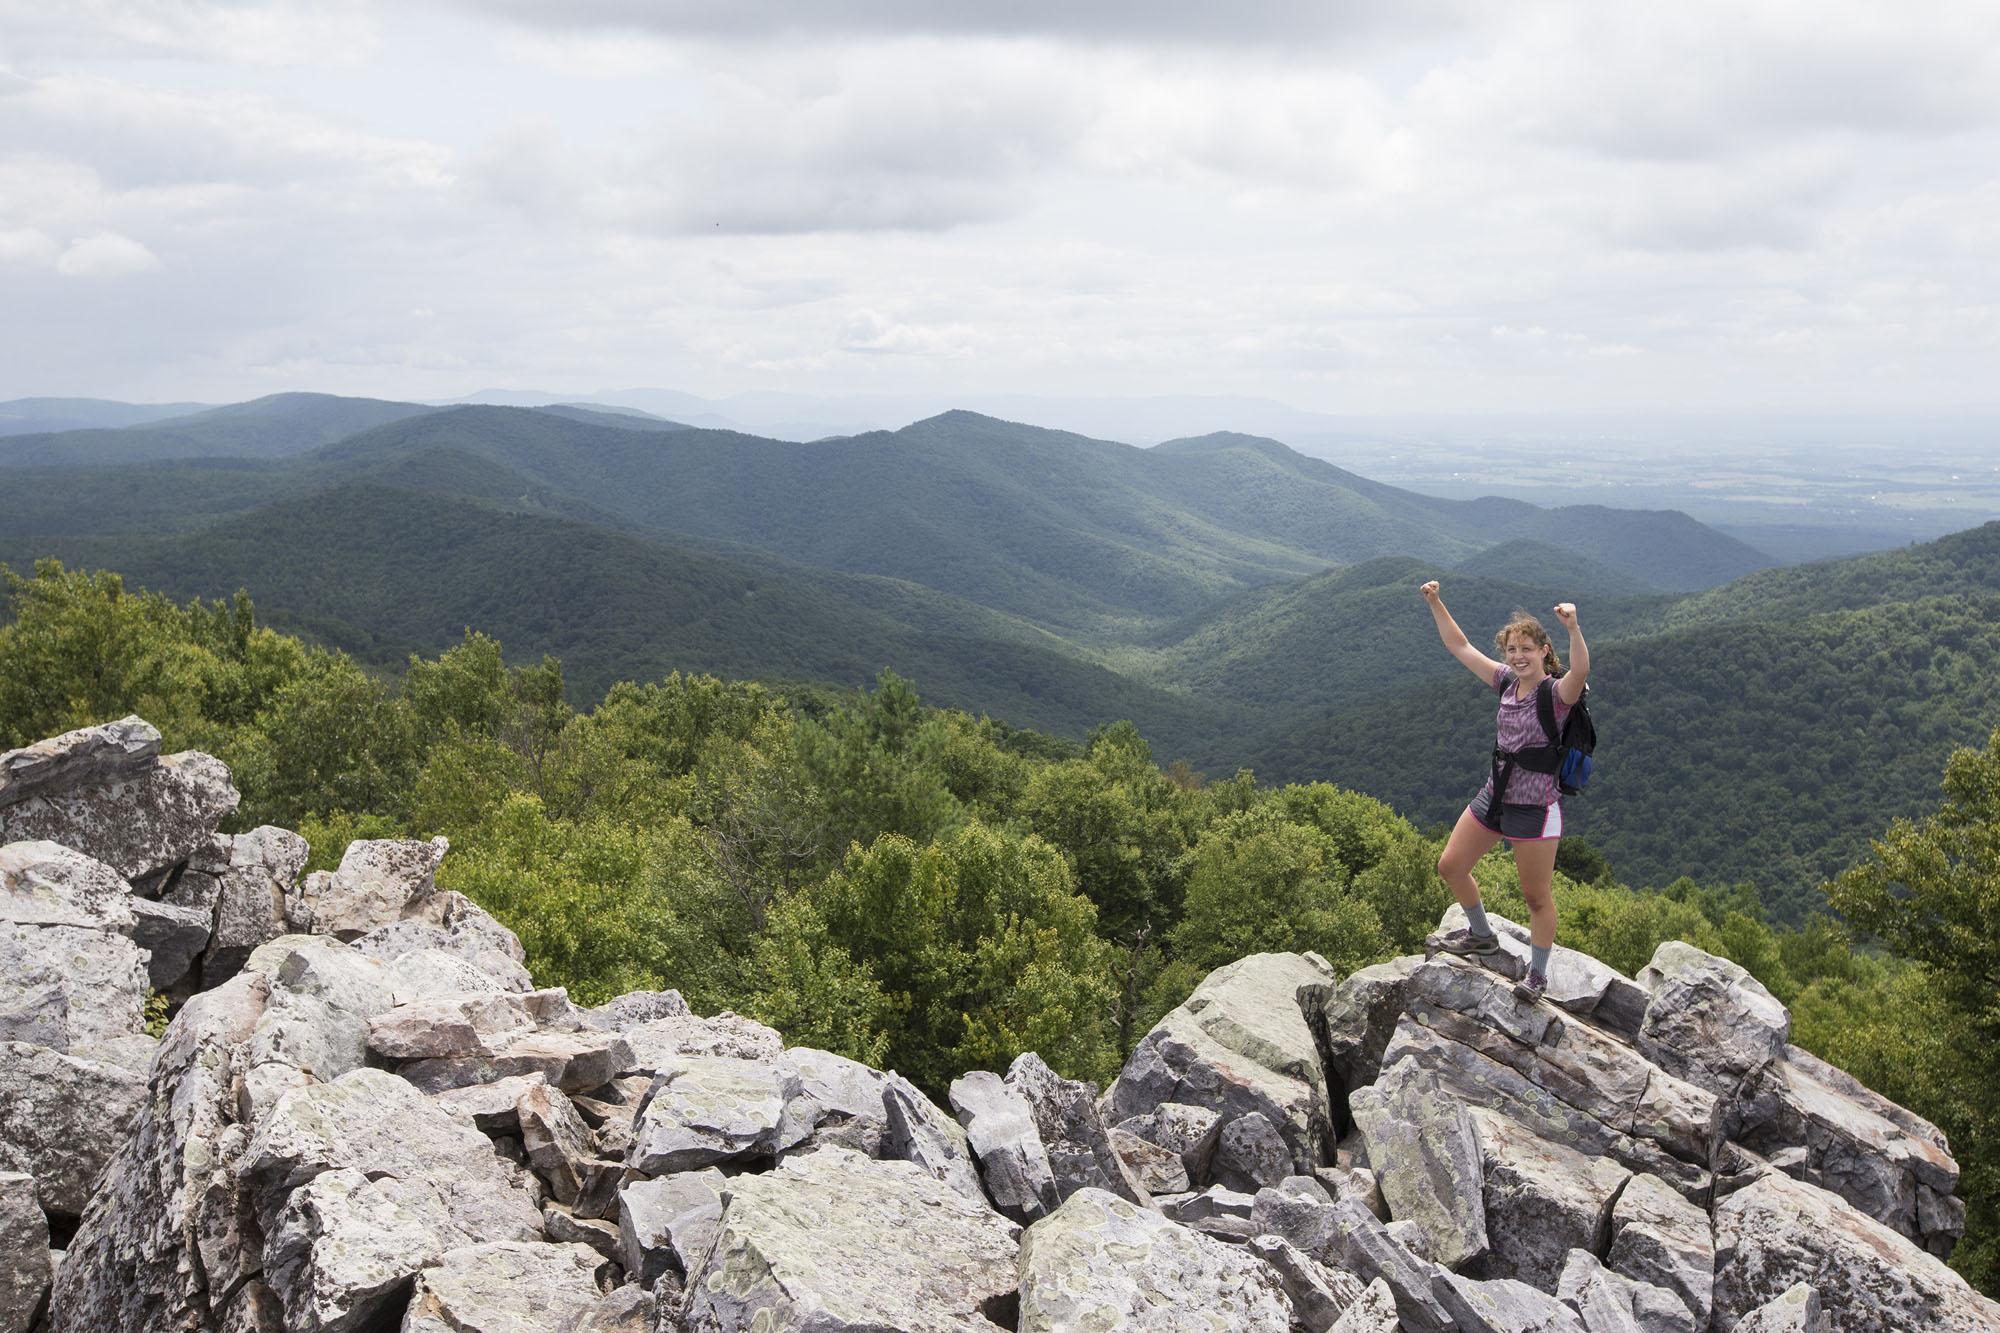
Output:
1171 806 1386 977
296 809 408 873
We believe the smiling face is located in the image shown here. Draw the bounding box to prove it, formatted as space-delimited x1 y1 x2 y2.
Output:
1502 629 1549 680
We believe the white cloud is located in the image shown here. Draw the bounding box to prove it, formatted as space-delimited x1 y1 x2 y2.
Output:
0 0 382 66
0 225 57 265
837 309 975 357
55 229 160 275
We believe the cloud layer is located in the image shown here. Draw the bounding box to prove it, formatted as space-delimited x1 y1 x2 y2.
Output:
0 0 1996 412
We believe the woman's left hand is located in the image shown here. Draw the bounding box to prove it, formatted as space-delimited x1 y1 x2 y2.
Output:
1553 602 1579 628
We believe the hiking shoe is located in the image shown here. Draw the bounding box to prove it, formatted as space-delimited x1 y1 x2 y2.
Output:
1429 927 1501 957
1513 969 1548 1003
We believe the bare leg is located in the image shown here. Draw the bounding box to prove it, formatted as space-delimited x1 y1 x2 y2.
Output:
1512 838 1560 950
1438 808 1504 911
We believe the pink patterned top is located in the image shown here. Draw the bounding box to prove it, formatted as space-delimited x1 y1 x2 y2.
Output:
1477 665 1572 807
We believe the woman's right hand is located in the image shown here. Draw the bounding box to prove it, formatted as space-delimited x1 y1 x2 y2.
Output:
1420 580 1441 603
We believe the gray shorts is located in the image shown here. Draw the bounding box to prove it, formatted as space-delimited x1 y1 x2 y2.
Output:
1469 789 1563 841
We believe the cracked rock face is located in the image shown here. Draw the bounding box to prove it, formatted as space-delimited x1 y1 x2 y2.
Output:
682 1147 1020 1332
1017 1186 1293 1331
0 745 239 887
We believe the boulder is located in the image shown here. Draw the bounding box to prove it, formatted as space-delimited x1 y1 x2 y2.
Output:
352 916 532 994
1246 1231 1367 1332
542 1206 620 1264
235 936 398 1123
1555 1249 1696 1333
131 896 213 992
1432 1272 1588 1333
558 1284 656 1332
1712 1169 2000 1332
1017 1187 1292 1331
1328 1278 1400 1333
1112 1102 1222 1186
200 827 309 985
618 1170 725 1291
0 716 159 808
1605 1172 1713 1330
1733 1283 1825 1333
627 1056 812 1175
288 836 448 941
780 1046 891 1156
1316 1199 1455 1333
0 1172 49 1333
681 1147 1019 1332
1105 953 1337 1178
950 1070 1061 1223
0 749 238 886
1348 1058 1489 1271
1006 1051 1149 1207
0 1040 148 1220
427 1073 550 1135
261 1165 444 1331
1635 942 1790 1109
881 1071 988 1205
518 1081 598 1206
619 1010 783 1070
399 1028 634 1096
367 991 536 1061
1469 1108 1630 1292
584 990 690 1029
401 1241 608 1333
0 841 150 1049
1432 906 1641 1023
51 971 272 1332
1299 955 1420 1097
1214 1110 1296 1194
1110 1128 1189 1195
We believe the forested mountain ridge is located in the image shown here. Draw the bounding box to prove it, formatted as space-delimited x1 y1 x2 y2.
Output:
0 392 435 468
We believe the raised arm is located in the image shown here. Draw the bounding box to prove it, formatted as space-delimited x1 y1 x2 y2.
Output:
1421 581 1505 684
1553 602 1589 705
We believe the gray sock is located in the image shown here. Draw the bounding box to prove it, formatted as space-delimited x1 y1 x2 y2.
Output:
1531 943 1552 977
1465 902 1492 936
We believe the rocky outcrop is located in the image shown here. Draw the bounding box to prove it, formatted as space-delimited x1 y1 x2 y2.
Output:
3 718 1996 1333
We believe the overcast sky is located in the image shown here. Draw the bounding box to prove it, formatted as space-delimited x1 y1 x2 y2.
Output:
2 1 1997 415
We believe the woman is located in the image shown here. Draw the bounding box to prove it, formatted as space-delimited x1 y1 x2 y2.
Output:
1417 580 1589 1001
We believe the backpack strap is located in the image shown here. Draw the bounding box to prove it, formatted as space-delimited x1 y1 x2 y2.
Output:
1536 676 1561 747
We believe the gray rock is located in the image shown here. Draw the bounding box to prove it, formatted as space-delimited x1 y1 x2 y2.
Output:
627 1056 811 1175
289 837 448 941
1407 954 1567 1048
131 896 212 992
618 1171 724 1290
428 1073 551 1134
1017 1186 1292 1331
557 1284 655 1332
1110 1127 1190 1195
1739 1047 1960 1245
0 749 239 884
400 1028 635 1096
1113 1102 1223 1186
263 1165 443 1332
1173 1184 1258 1224
583 990 690 1030
385 949 510 1005
1006 1051 1150 1207
51 970 271 1332
1385 1219 1433 1260
1328 1278 1401 1333
950 1069 1061 1222
1214 1110 1296 1194
1635 942 1790 1109
1348 1058 1489 1271
1313 1165 1385 1219
1248 1231 1367 1332
1712 1169 2000 1332
353 916 532 994
202 827 309 985
519 1081 598 1206
1316 1199 1455 1333
236 936 398 1124
0 1040 147 1219
0 716 159 808
1433 906 1629 1018
777 1046 890 1156
620 1011 784 1072
1433 1271 1589 1332
368 991 536 1061
1733 1283 1825 1333
0 1172 50 1333
242 1067 544 1249
1105 952 1339 1179
1555 1249 1696 1333
881 1071 989 1205
1470 1108 1630 1292
0 920 149 1052
434 891 532 987
681 1146 1019 1332
542 1207 621 1264
1379 1016 1711 1203
0 840 135 931
401 1240 609 1333
1605 1172 1714 1330
1299 955 1421 1094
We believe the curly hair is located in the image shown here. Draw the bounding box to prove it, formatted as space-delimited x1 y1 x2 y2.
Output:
1494 611 1564 678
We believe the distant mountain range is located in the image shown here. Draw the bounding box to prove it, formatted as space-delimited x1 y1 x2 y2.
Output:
3 390 1995 917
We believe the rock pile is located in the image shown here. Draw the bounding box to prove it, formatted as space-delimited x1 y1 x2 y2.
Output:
3 717 1998 1332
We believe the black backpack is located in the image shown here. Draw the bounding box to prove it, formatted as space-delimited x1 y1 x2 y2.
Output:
1537 675 1596 795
